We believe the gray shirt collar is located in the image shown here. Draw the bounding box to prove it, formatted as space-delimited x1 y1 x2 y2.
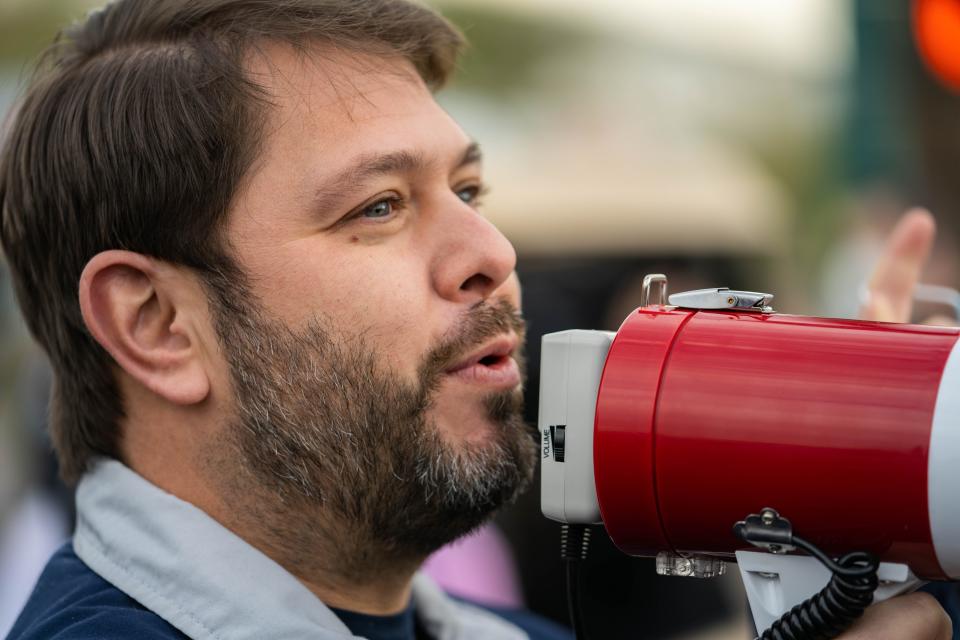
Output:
73 459 527 640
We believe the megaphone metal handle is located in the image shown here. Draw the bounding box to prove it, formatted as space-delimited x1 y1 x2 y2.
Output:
641 273 668 307
669 287 775 313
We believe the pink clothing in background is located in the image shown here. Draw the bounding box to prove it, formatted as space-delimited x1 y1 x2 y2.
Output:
423 523 524 609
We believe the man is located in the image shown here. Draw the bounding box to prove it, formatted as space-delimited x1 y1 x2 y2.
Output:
0 0 951 638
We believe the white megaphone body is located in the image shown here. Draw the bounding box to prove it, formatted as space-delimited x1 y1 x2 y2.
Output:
539 274 960 636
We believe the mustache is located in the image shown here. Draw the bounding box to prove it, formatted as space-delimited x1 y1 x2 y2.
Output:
418 299 526 385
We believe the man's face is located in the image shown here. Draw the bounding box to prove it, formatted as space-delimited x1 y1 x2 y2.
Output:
207 45 537 566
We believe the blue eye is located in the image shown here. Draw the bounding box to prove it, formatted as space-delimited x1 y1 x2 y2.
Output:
457 185 485 204
361 198 397 219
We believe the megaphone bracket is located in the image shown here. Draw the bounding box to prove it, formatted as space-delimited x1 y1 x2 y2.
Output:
737 550 920 636
734 508 797 554
733 508 914 639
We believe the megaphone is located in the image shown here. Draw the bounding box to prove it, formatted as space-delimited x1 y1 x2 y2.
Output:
539 274 960 637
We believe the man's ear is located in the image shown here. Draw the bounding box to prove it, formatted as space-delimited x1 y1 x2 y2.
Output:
78 250 211 405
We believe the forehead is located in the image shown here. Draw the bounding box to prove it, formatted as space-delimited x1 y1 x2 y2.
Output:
244 43 461 160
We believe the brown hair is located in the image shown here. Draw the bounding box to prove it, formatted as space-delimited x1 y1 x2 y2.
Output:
0 0 463 484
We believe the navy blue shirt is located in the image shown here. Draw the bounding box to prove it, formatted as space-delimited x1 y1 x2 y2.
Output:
328 606 424 640
922 582 960 640
7 544 572 640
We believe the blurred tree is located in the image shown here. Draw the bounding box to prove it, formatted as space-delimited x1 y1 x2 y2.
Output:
436 3 596 97
0 1 100 66
849 0 960 245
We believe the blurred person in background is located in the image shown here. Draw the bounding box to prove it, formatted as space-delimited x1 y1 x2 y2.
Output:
0 356 70 636
0 1 955 640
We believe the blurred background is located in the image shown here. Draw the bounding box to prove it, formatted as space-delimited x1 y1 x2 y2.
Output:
1 0 959 638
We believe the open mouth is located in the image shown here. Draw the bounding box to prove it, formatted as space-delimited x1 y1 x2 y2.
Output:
478 354 506 366
444 336 521 388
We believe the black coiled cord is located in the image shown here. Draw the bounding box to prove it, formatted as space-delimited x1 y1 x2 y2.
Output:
560 524 591 640
758 535 879 640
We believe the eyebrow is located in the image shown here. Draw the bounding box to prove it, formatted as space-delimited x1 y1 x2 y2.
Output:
312 141 483 218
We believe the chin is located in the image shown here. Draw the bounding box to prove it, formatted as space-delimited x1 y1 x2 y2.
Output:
428 392 503 442
445 417 503 448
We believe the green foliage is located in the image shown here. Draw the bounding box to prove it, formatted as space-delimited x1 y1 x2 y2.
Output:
0 1 97 67
435 4 597 96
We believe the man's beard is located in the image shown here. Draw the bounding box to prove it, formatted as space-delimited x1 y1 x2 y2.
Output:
207 287 538 577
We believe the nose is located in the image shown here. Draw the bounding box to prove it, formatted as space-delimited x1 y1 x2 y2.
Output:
431 198 517 305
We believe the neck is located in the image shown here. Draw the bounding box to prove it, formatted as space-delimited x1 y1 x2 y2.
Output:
123 411 434 616
300 566 419 615
203 459 427 615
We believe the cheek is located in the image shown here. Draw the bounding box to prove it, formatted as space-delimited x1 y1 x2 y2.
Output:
343 278 428 365
267 247 435 370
